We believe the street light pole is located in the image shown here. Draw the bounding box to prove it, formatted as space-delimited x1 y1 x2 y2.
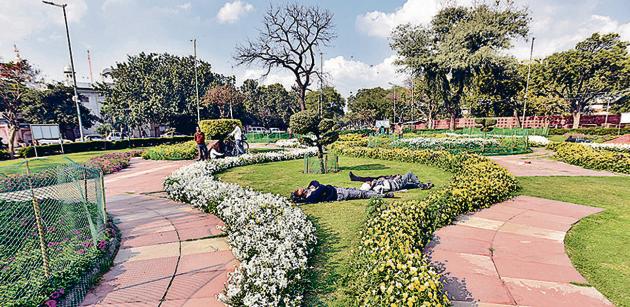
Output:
319 51 324 117
522 36 535 128
43 1 84 141
191 38 200 124
388 82 397 123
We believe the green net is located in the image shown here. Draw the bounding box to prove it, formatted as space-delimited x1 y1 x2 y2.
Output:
304 154 339 174
0 159 108 306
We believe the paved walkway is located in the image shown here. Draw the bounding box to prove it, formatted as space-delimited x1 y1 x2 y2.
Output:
489 148 618 176
82 159 235 306
425 196 612 307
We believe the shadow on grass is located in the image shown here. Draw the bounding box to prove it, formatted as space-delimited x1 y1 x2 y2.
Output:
340 163 388 171
303 213 346 306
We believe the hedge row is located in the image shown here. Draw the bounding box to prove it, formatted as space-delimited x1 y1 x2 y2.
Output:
17 136 193 158
549 127 630 136
331 143 519 305
548 142 630 174
142 141 197 160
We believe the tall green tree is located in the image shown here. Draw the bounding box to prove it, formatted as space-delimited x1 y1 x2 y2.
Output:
0 59 38 154
241 80 298 128
346 87 390 126
391 2 529 129
98 52 226 135
528 33 630 128
305 86 345 119
21 83 97 139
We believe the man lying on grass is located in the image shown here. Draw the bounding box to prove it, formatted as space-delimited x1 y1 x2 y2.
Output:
349 171 433 194
291 180 394 204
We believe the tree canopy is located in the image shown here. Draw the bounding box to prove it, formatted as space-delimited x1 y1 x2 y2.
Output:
391 2 529 129
98 52 226 135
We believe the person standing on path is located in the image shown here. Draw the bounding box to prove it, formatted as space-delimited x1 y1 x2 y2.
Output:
194 126 208 161
228 124 244 155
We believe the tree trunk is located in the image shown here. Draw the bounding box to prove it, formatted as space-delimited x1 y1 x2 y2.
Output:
298 87 306 111
7 126 17 157
513 109 521 128
449 111 456 131
316 143 325 174
427 109 433 129
572 111 581 129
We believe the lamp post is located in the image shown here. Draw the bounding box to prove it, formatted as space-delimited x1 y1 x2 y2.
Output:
43 1 84 142
191 38 200 124
388 82 397 123
522 37 536 128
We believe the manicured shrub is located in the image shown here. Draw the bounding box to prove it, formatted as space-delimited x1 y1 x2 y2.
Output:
548 142 630 174
199 119 242 139
332 141 518 306
17 136 193 158
0 150 11 160
141 141 197 160
85 150 143 174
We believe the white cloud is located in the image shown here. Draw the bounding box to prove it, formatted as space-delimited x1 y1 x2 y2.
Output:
217 0 254 24
236 55 407 97
356 0 471 38
0 0 87 45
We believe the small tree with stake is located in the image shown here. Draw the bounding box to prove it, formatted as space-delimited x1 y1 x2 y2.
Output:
289 110 339 173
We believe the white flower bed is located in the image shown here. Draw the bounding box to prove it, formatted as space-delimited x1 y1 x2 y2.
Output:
275 138 300 148
392 136 499 150
164 149 318 306
583 142 630 153
527 135 550 146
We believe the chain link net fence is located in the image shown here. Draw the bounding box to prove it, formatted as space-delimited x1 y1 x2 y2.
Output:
0 158 113 306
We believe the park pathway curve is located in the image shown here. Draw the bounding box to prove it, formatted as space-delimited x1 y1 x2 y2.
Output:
81 158 236 306
425 196 613 307
489 148 618 176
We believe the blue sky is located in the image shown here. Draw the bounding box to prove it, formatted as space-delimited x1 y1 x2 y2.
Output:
1 0 629 96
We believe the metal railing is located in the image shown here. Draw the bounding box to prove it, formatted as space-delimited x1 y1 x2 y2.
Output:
0 159 108 306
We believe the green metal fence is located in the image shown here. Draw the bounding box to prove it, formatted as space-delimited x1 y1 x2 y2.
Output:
304 154 339 174
0 159 110 306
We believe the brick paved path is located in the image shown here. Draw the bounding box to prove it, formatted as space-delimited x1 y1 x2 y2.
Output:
489 148 618 176
82 159 235 306
425 196 612 307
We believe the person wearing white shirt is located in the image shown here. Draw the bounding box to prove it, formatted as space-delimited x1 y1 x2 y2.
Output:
229 125 244 155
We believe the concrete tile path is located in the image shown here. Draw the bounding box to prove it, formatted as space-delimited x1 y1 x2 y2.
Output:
489 148 618 176
425 195 613 307
82 159 235 306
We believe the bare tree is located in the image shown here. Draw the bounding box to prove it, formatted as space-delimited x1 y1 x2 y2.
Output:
234 4 335 111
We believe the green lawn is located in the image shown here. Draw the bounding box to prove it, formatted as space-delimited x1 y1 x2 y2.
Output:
218 156 452 305
0 148 143 176
519 176 630 306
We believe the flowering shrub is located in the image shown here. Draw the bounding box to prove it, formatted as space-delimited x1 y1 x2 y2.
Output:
275 138 301 148
584 142 630 153
0 199 118 306
164 149 318 306
391 136 499 151
85 150 143 174
548 142 630 174
527 135 550 146
142 141 197 160
332 142 518 305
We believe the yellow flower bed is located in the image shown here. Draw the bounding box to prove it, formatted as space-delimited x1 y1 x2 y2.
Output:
549 142 630 174
142 141 197 160
332 142 518 305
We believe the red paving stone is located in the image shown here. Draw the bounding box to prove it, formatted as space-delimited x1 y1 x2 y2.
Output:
425 195 613 306
82 159 235 306
489 148 619 176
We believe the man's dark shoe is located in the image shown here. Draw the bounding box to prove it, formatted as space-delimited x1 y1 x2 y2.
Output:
385 192 394 198
422 182 434 190
349 171 359 181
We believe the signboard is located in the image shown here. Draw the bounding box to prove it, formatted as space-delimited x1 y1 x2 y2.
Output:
375 120 390 128
620 112 630 124
31 124 61 140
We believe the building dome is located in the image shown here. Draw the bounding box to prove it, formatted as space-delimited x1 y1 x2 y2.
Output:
63 65 73 74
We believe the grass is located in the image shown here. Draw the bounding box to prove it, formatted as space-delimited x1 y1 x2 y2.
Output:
218 156 452 305
0 148 144 175
519 176 630 306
